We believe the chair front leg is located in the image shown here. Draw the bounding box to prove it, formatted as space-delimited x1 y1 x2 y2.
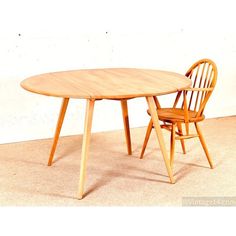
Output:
140 119 153 159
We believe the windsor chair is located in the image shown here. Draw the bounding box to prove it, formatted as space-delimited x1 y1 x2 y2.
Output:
140 59 218 169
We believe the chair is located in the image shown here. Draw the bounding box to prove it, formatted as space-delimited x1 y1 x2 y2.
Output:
140 58 218 169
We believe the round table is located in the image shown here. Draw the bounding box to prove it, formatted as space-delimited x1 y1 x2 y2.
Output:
21 68 191 199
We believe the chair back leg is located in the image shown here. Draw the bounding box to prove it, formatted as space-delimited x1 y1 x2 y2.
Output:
177 123 186 154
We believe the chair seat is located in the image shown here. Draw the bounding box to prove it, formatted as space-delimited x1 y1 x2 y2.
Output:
147 108 205 123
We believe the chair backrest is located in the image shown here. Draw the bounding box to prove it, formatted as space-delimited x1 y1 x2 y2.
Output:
174 59 218 118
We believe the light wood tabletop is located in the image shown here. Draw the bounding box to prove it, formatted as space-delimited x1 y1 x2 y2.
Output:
21 68 191 199
21 68 190 99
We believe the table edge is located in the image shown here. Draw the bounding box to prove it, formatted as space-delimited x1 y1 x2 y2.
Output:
20 80 192 100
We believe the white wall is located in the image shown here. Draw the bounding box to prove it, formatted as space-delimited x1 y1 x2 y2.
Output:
0 0 236 144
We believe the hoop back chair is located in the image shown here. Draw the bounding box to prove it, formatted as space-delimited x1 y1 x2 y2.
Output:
140 58 218 169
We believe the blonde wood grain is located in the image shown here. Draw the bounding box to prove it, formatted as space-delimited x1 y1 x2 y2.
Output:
48 98 69 166
146 96 175 184
78 99 95 200
120 100 132 155
21 68 191 99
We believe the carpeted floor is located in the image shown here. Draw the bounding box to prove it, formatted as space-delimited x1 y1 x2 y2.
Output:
0 116 236 206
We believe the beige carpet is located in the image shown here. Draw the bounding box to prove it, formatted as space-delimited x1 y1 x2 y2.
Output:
0 116 236 206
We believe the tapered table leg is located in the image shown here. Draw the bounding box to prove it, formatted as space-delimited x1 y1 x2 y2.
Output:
78 99 95 200
48 98 69 166
146 96 175 184
121 100 132 155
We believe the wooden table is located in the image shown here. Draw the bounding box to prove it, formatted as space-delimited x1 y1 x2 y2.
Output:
21 68 191 199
